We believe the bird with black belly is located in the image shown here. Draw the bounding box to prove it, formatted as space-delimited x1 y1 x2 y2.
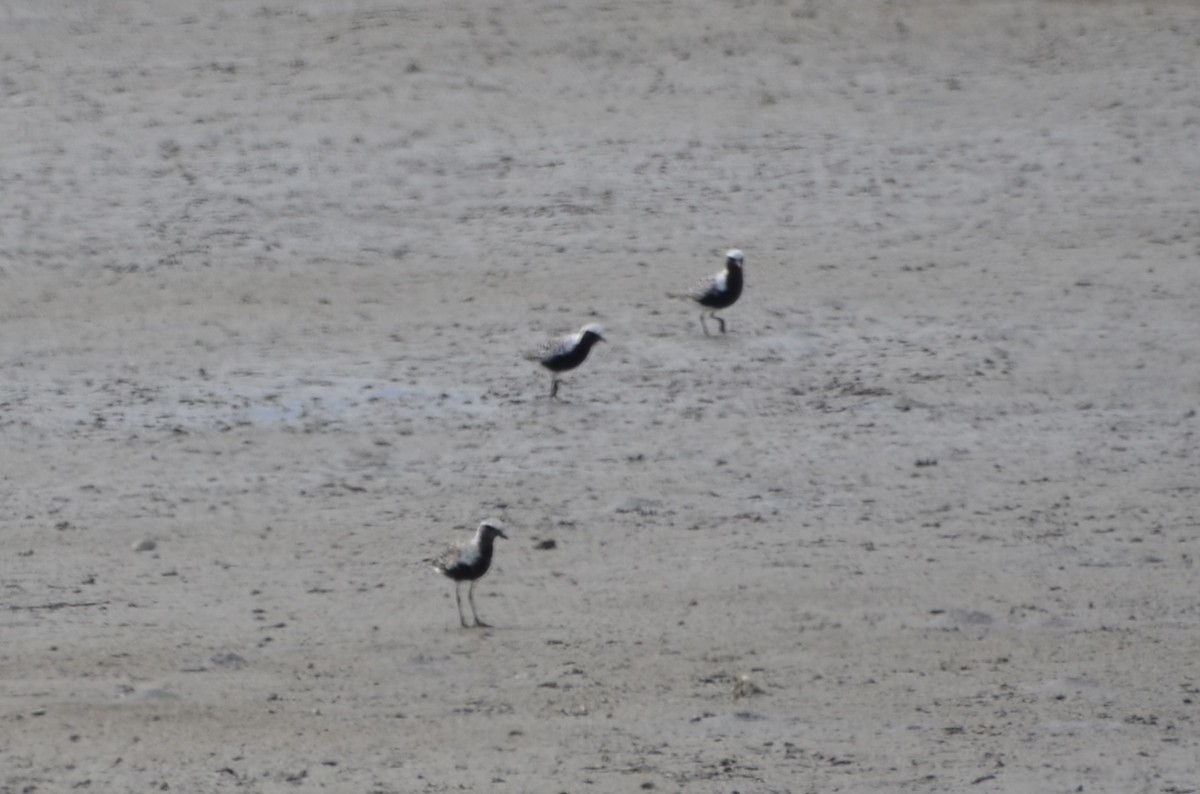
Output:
671 249 745 336
527 323 606 399
431 518 508 628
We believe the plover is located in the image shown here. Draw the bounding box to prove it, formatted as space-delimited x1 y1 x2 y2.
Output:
431 518 508 628
672 249 745 336
527 323 606 399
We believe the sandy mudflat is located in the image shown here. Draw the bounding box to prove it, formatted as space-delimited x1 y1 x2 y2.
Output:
3 1 1200 791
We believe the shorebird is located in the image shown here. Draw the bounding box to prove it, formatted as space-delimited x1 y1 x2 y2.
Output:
671 249 745 336
431 518 508 628
527 323 606 399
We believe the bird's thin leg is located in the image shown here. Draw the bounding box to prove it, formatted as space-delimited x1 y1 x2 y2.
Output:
549 377 561 400
699 313 711 337
468 580 491 628
454 582 470 628
712 312 727 334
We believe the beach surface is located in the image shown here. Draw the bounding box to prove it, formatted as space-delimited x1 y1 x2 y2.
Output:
2 1 1199 791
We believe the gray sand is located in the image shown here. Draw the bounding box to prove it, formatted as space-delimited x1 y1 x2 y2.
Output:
3 1 1199 791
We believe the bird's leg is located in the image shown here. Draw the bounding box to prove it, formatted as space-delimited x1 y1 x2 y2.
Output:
454 582 469 628
468 580 491 628
711 312 727 334
549 377 561 400
699 313 711 337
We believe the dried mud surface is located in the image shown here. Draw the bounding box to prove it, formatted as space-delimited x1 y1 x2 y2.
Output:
2 2 1200 792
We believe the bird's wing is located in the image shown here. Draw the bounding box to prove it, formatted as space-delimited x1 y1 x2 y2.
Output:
525 332 573 363
431 539 475 572
523 341 550 363
678 270 722 301
667 271 720 302
456 542 481 568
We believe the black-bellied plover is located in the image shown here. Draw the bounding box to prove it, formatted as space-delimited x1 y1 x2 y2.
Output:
432 518 508 628
671 249 744 336
527 323 606 399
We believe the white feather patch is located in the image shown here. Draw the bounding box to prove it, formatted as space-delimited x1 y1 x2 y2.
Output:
457 543 482 568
